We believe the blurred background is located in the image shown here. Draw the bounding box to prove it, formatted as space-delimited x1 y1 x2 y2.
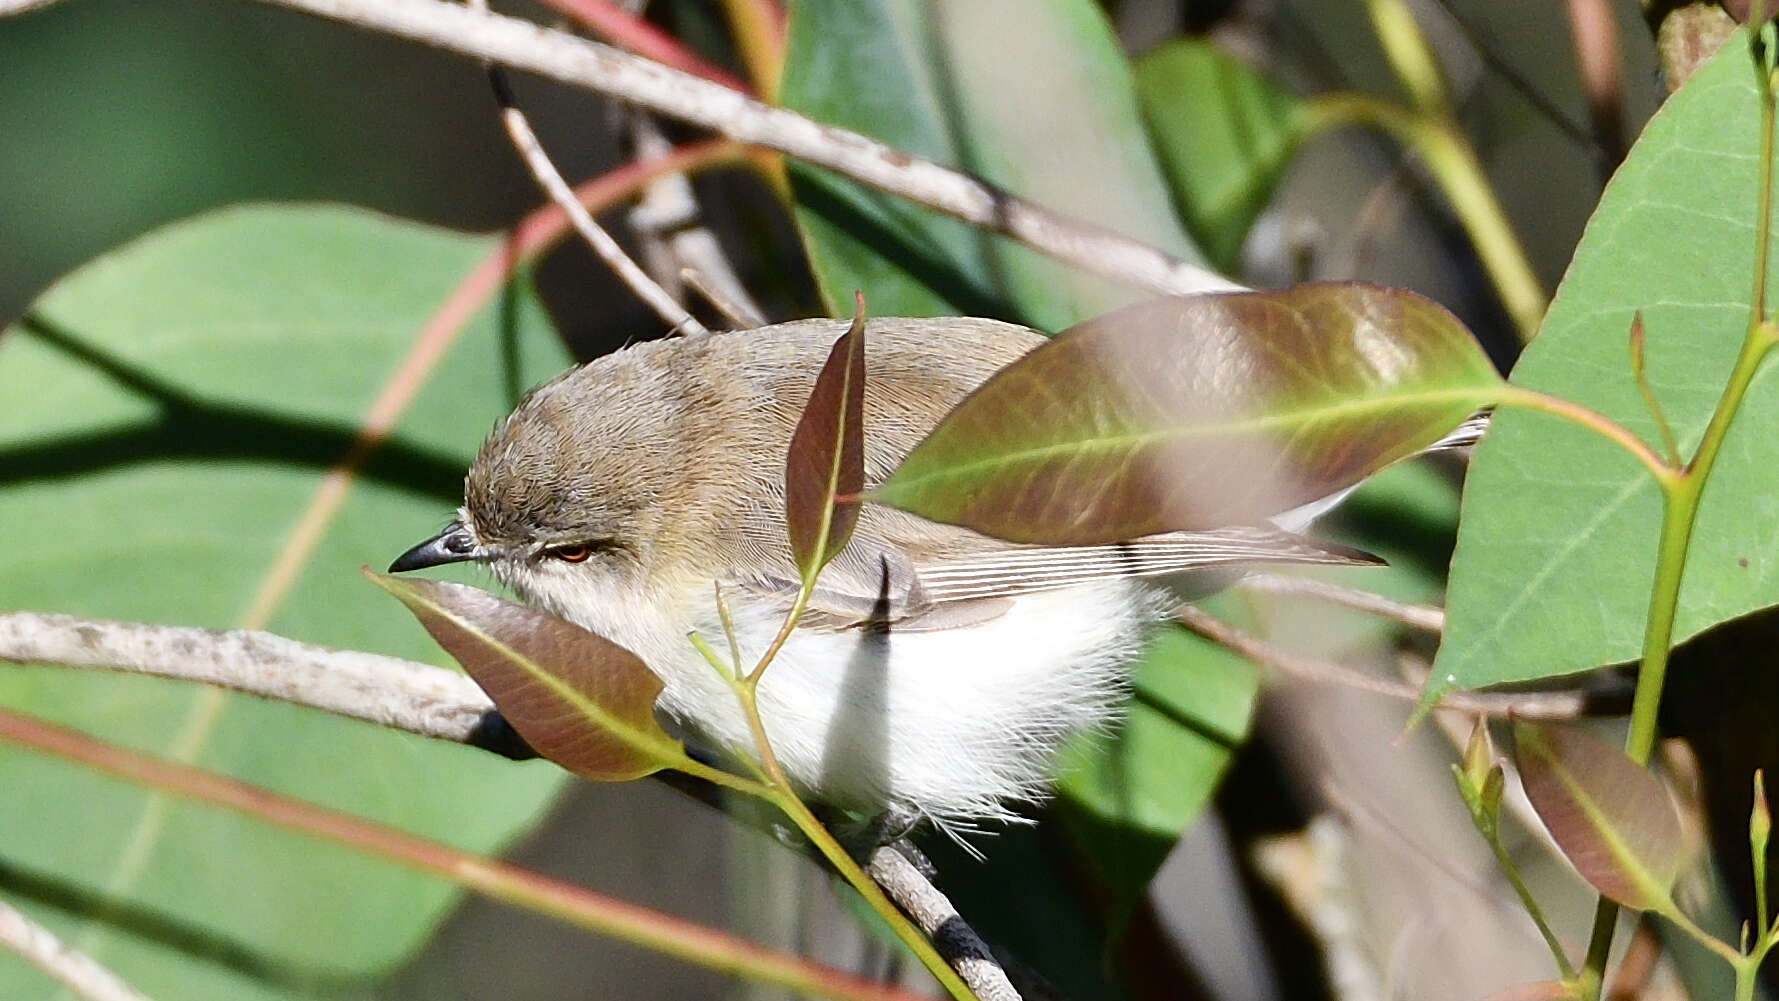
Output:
0 1 1686 999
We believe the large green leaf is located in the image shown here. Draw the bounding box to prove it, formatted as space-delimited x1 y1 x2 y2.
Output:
1135 38 1305 271
1435 32 1779 692
780 0 1207 328
0 205 569 999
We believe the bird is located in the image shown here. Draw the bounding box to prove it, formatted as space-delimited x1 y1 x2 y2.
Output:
389 315 1377 833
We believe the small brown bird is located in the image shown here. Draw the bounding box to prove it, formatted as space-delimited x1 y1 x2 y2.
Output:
391 316 1369 831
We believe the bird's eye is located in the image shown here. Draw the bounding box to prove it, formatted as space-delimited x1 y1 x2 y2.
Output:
549 544 593 564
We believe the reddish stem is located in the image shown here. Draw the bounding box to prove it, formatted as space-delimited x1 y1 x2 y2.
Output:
538 0 751 93
0 707 930 1001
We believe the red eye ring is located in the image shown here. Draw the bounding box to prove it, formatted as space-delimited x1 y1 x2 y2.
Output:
550 545 593 563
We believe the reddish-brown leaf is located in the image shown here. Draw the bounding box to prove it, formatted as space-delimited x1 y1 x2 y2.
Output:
872 282 1504 544
1515 722 1683 911
784 292 867 584
367 570 678 782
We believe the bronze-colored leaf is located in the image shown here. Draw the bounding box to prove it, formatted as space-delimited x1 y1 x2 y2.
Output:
1515 722 1684 911
366 570 678 782
871 282 1503 544
784 292 867 584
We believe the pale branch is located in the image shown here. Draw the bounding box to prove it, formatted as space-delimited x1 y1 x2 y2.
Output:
866 844 1020 1001
629 113 768 329
681 265 768 330
0 612 500 748
0 611 1006 997
233 0 1239 300
1238 574 1446 633
0 894 156 1001
1173 605 1603 720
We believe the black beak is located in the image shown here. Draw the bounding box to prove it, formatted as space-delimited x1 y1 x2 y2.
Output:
389 520 480 573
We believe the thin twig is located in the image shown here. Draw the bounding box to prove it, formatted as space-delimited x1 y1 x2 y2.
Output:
0 611 1003 997
0 895 156 1001
480 46 708 336
1173 605 1602 719
628 113 767 329
866 843 1020 1001
682 267 767 329
628 114 691 306
1238 574 1447 633
231 0 1238 300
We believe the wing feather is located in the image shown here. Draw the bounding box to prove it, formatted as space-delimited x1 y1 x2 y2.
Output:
916 527 1379 602
735 524 1378 628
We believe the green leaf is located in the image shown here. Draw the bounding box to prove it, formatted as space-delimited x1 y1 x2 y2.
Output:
367 574 678 782
1514 723 1683 911
1054 619 1257 925
872 283 1503 544
1135 39 1306 271
784 296 867 585
0 205 570 999
1436 31 1779 692
780 0 1207 328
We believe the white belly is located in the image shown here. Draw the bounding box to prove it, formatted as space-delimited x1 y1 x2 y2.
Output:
659 582 1148 824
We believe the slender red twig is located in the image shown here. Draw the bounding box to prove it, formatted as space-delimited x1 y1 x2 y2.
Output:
537 0 750 92
0 707 933 1001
